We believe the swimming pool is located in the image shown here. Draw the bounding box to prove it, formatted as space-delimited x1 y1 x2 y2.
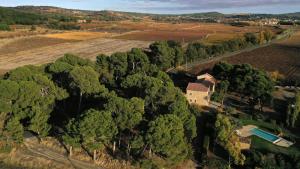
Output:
251 128 280 143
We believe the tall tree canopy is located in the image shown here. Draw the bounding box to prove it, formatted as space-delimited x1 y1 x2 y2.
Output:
127 48 150 74
146 114 189 164
105 95 144 131
212 62 274 111
149 41 175 70
78 109 117 151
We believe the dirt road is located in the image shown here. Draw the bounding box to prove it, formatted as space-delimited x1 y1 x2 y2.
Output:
24 138 103 169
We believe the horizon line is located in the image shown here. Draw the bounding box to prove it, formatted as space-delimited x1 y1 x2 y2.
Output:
2 5 300 15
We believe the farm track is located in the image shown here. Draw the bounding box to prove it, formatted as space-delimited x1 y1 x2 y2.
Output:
0 38 150 71
24 139 102 169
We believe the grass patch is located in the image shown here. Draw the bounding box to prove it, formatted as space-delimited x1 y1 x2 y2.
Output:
251 136 300 156
0 162 26 169
0 144 12 153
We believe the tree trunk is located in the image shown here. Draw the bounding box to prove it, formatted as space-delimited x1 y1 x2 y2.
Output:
141 144 148 156
69 146 73 157
93 150 97 161
149 147 152 158
118 134 122 148
132 62 135 71
228 154 231 169
113 141 116 154
77 91 82 114
127 142 131 155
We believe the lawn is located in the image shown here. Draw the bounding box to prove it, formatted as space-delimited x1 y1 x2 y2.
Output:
251 136 300 156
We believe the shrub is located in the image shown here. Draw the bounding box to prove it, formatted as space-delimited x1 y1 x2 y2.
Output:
47 22 80 30
0 143 12 153
211 92 222 102
139 159 160 169
244 33 259 45
225 107 236 115
0 23 10 31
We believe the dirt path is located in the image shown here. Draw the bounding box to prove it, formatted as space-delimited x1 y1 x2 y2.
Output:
24 139 103 169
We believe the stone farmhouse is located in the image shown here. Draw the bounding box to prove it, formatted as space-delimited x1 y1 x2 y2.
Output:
185 73 216 107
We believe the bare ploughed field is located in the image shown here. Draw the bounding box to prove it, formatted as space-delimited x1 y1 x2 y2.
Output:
189 31 300 81
0 34 149 72
110 21 264 42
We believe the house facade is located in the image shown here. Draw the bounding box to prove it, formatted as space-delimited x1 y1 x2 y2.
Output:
185 73 216 107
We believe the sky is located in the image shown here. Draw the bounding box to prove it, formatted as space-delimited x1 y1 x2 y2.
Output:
1 0 300 14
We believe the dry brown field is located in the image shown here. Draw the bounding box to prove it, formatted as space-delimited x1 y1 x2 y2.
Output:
43 31 112 40
114 30 208 41
0 37 149 73
0 25 57 39
0 21 283 75
189 31 300 81
81 21 265 42
0 37 75 54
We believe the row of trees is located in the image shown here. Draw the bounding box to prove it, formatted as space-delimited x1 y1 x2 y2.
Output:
186 31 274 62
47 21 81 30
0 49 197 167
147 31 274 71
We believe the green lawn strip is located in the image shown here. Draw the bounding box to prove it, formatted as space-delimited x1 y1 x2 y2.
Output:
251 136 300 156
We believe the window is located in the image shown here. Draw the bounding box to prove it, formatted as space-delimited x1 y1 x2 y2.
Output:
195 100 197 103
190 99 192 102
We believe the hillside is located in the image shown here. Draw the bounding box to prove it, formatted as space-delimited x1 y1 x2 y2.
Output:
0 7 47 25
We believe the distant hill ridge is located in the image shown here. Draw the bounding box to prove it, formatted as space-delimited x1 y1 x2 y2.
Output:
13 6 300 18
0 5 299 25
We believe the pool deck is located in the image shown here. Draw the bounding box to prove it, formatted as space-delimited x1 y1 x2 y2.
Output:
236 125 257 137
236 125 294 148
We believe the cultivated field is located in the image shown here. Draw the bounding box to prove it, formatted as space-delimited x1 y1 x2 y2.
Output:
114 30 208 41
0 36 75 54
189 30 300 81
43 31 112 40
82 21 267 42
0 21 282 74
0 25 58 39
0 37 149 73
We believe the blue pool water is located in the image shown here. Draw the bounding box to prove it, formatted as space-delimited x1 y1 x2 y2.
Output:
251 128 280 142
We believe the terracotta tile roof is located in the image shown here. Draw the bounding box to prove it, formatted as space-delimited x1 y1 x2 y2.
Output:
186 83 209 92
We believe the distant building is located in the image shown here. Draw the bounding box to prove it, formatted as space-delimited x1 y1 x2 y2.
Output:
185 73 216 107
260 18 279 25
77 19 87 23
